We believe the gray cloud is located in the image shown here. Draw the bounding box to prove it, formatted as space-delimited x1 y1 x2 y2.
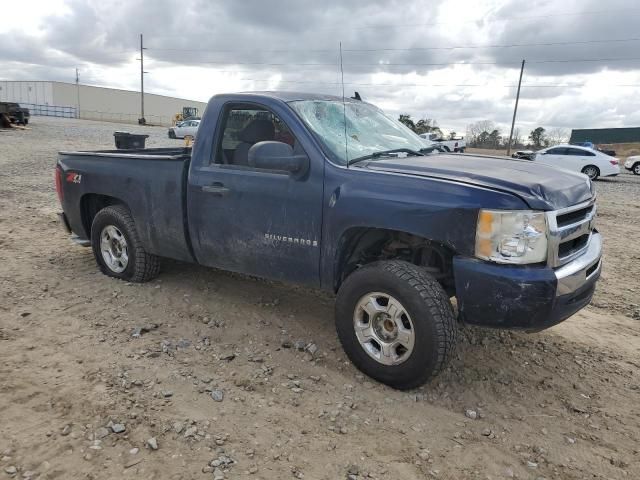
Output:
1 0 639 132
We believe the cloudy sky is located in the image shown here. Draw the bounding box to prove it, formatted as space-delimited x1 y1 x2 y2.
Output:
2 0 640 135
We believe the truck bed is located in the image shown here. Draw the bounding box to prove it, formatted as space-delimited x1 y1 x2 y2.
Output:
57 147 194 263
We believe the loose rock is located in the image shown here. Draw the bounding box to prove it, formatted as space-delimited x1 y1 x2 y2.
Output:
147 437 158 450
111 423 126 434
211 389 224 402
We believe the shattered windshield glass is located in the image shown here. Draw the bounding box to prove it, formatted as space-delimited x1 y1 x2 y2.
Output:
289 100 431 165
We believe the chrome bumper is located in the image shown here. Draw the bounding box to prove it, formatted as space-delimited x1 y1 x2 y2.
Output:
554 232 602 296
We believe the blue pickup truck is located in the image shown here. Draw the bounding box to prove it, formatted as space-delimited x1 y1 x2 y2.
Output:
56 92 602 389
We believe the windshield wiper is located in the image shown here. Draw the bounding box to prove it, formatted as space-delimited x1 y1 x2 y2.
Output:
347 148 424 166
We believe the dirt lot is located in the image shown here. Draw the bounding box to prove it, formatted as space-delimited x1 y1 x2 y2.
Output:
1 117 639 480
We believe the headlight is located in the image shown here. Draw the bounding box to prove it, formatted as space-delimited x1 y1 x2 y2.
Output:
475 210 548 264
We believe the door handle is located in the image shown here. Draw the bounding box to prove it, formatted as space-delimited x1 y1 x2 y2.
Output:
201 183 231 196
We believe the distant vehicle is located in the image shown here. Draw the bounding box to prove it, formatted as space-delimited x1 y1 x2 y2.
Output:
571 141 616 157
511 150 535 160
533 144 620 180
173 106 200 125
572 141 595 149
596 147 616 157
419 133 466 152
0 102 30 125
168 119 200 139
624 155 640 175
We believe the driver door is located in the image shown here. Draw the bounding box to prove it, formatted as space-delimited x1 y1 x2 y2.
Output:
187 102 324 286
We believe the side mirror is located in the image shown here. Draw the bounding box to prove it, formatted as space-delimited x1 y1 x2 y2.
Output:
248 141 309 177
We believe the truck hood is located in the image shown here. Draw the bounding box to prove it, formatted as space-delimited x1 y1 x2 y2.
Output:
360 153 594 210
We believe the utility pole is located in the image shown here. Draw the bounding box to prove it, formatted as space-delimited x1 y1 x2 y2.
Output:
139 33 146 124
75 68 80 119
506 59 525 156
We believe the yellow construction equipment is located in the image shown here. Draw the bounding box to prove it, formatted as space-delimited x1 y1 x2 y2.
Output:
173 106 199 125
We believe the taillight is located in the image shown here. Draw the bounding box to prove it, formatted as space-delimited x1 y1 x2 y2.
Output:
610 159 619 166
55 165 64 203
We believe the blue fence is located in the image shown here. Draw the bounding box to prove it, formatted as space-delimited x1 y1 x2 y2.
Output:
20 103 77 118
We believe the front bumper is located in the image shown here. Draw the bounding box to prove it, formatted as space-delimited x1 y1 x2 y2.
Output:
454 232 602 331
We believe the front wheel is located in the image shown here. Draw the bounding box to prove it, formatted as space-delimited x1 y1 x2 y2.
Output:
91 205 160 282
335 261 457 390
582 165 600 180
633 163 640 175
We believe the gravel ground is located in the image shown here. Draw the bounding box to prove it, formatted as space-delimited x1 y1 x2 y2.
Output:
0 116 639 480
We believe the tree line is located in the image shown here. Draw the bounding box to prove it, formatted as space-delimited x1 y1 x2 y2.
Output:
465 121 569 149
398 113 569 149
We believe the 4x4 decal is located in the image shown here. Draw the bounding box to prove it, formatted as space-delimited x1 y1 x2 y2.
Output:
66 172 82 184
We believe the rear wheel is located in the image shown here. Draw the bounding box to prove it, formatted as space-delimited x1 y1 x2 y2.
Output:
168 129 176 139
91 205 160 282
582 165 600 180
335 260 457 390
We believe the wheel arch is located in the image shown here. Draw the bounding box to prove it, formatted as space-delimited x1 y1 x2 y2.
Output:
80 193 129 239
333 227 456 294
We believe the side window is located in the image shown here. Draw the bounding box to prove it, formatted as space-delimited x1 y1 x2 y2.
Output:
214 105 296 166
546 148 566 155
567 148 594 156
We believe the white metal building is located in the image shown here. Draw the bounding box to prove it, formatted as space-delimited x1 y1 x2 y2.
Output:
0 80 208 126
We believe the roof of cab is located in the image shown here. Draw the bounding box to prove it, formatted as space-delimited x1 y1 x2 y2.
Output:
212 91 356 103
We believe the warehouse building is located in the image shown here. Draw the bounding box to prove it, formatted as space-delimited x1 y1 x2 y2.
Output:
0 80 207 126
570 127 640 144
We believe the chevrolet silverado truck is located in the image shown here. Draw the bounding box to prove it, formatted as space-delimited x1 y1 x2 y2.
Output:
56 92 602 389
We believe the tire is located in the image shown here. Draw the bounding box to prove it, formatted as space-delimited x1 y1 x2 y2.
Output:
581 165 600 180
458 148 465 153
335 260 457 390
633 163 640 175
90 205 160 282
442 146 451 152
168 130 176 139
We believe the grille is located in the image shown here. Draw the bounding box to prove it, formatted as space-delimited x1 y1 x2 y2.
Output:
546 198 597 268
556 205 594 228
558 233 589 258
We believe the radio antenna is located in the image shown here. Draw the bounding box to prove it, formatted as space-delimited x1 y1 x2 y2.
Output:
340 42 349 166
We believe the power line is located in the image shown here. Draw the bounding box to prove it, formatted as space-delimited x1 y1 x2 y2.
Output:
231 78 640 88
146 57 640 67
144 36 640 54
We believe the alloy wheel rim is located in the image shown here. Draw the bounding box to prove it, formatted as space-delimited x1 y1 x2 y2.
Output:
353 292 415 366
584 167 597 179
100 225 129 273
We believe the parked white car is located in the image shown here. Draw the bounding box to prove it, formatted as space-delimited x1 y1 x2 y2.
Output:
624 155 640 175
419 133 466 152
533 144 620 180
168 119 200 139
